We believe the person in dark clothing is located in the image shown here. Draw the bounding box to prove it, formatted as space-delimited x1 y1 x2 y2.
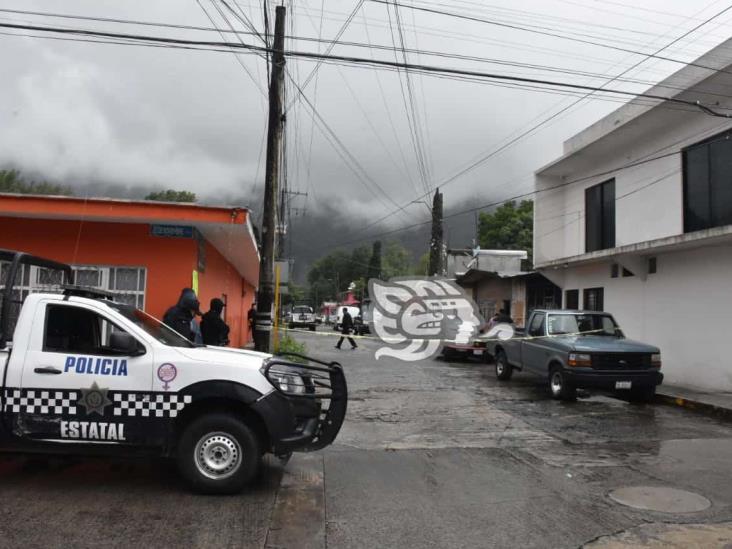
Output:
163 288 200 342
200 298 230 346
335 307 357 350
247 304 256 337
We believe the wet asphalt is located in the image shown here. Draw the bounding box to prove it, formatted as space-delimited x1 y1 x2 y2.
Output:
1 327 732 548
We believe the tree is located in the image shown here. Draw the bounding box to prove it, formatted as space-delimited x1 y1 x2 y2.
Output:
478 200 533 263
382 241 412 279
145 189 197 202
367 241 382 281
306 241 413 305
0 169 73 196
429 189 443 276
413 252 430 276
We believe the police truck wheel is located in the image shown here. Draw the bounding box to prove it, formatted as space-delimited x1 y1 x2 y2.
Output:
495 351 513 381
177 413 260 494
309 324 316 332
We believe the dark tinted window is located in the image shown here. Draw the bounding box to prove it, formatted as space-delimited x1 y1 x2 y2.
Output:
44 305 133 355
710 139 732 227
528 313 545 336
683 132 732 232
585 179 615 252
565 289 579 309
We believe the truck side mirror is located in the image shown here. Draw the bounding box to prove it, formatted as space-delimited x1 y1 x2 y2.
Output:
110 331 143 356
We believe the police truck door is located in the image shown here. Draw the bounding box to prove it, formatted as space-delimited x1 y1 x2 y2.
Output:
16 299 152 443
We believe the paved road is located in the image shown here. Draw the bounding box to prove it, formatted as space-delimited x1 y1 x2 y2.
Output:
1 327 732 548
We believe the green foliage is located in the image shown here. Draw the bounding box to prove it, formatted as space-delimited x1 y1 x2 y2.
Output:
145 189 197 202
306 240 414 305
478 200 533 264
382 241 413 279
275 334 307 363
413 252 430 276
282 283 306 307
367 241 382 280
0 169 73 196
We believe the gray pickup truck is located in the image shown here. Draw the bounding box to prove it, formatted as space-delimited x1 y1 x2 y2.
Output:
482 309 663 401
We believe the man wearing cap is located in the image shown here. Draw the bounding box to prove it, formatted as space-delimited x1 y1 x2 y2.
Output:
201 297 230 346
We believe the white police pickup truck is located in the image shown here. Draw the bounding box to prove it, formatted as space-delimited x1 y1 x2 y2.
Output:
0 250 347 494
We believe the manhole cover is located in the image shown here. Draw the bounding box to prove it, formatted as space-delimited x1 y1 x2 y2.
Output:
608 486 711 513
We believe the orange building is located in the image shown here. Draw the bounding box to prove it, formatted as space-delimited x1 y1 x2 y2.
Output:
0 193 259 347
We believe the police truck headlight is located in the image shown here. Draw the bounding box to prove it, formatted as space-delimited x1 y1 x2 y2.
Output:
651 353 662 368
266 369 307 395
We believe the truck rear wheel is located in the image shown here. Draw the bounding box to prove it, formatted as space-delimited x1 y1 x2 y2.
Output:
495 351 513 381
177 413 260 494
549 366 576 401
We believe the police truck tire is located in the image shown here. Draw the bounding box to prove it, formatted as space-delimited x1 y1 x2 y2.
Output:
495 351 513 380
177 413 260 494
309 324 316 332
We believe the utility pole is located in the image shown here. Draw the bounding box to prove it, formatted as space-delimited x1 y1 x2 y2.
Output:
428 188 443 277
255 5 286 353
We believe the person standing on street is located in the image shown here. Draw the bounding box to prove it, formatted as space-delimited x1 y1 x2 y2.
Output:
201 298 230 346
335 307 357 350
163 288 200 343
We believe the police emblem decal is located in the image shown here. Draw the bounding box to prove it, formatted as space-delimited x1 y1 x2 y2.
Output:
77 382 113 416
157 363 177 391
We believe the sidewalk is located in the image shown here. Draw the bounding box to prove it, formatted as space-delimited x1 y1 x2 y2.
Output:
656 383 732 420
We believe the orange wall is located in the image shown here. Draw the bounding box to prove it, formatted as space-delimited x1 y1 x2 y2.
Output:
0 217 253 347
196 240 255 347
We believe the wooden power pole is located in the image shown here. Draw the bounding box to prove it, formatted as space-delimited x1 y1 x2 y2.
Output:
428 188 443 277
255 5 286 353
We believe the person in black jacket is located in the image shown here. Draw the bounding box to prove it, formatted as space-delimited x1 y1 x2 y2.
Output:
163 288 200 342
335 307 357 350
200 298 230 346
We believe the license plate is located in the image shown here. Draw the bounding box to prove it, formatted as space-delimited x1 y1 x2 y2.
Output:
615 381 632 390
473 350 483 356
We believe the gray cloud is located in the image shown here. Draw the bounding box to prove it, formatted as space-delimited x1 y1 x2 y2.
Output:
1 0 728 276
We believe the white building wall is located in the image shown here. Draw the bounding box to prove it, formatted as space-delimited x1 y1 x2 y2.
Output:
561 244 732 392
535 114 732 265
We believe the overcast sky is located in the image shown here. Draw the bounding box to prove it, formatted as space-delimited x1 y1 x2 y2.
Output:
1 0 731 264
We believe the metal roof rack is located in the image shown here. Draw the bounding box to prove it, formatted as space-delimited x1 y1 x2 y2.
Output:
62 285 114 300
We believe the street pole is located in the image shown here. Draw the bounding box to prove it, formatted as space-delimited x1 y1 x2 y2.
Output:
429 188 444 277
255 5 286 353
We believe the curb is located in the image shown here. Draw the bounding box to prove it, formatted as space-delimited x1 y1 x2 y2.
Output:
655 391 732 422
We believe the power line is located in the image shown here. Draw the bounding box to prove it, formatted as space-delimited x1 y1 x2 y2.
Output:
284 0 364 112
369 0 732 78
5 21 727 116
320 125 732 249
293 0 732 243
4 6 730 94
387 0 432 193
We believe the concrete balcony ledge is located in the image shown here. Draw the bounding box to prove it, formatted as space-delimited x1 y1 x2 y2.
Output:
535 223 732 270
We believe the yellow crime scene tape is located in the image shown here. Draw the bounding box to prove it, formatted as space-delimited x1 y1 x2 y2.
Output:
275 325 608 344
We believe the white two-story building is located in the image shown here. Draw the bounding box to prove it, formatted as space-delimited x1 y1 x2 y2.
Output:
534 39 732 392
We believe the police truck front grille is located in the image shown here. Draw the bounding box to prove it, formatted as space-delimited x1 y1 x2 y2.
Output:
591 353 650 370
263 354 348 452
